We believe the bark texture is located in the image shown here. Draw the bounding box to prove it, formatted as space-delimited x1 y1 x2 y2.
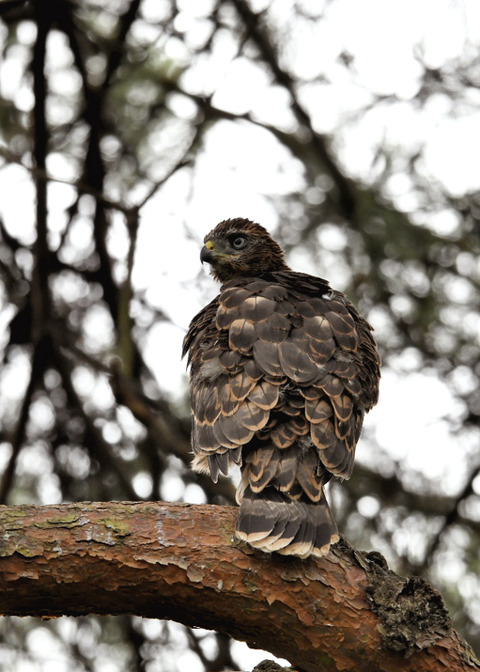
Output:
0 501 478 672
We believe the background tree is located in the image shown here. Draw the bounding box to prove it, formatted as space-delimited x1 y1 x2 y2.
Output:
0 0 479 670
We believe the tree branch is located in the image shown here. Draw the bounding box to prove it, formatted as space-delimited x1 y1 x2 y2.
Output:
0 501 478 672
419 461 480 573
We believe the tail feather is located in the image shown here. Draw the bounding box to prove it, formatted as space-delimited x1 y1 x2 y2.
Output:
264 510 306 552
235 485 339 558
277 515 315 558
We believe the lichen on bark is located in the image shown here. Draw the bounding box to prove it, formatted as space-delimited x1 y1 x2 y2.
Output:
363 550 454 655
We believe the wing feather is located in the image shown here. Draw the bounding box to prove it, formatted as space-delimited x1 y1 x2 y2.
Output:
247 380 280 410
228 318 256 353
252 340 283 376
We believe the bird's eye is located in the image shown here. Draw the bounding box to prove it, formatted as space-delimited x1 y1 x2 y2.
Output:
231 236 247 250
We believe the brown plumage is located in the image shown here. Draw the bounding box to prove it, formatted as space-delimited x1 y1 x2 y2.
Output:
183 218 380 558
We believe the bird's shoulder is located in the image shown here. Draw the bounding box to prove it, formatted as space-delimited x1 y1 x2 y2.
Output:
184 271 379 388
182 271 333 368
216 271 334 309
215 271 357 328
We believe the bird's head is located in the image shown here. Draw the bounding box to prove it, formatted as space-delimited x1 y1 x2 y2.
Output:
200 218 289 282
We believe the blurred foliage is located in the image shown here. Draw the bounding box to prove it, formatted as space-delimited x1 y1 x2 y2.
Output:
0 0 479 670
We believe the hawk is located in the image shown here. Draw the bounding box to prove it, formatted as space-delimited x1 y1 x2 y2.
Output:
183 218 380 558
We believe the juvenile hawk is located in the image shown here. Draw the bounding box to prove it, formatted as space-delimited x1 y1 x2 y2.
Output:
183 218 380 558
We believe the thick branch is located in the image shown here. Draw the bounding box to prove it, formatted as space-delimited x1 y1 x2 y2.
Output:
0 501 477 672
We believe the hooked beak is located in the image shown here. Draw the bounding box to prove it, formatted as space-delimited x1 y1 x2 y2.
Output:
200 245 215 264
200 239 219 264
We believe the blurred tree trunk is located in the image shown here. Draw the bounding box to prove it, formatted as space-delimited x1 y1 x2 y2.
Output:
0 501 478 672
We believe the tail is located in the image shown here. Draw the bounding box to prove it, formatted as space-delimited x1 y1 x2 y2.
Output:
235 485 339 559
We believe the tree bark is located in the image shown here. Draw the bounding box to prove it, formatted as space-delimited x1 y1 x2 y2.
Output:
0 501 478 672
